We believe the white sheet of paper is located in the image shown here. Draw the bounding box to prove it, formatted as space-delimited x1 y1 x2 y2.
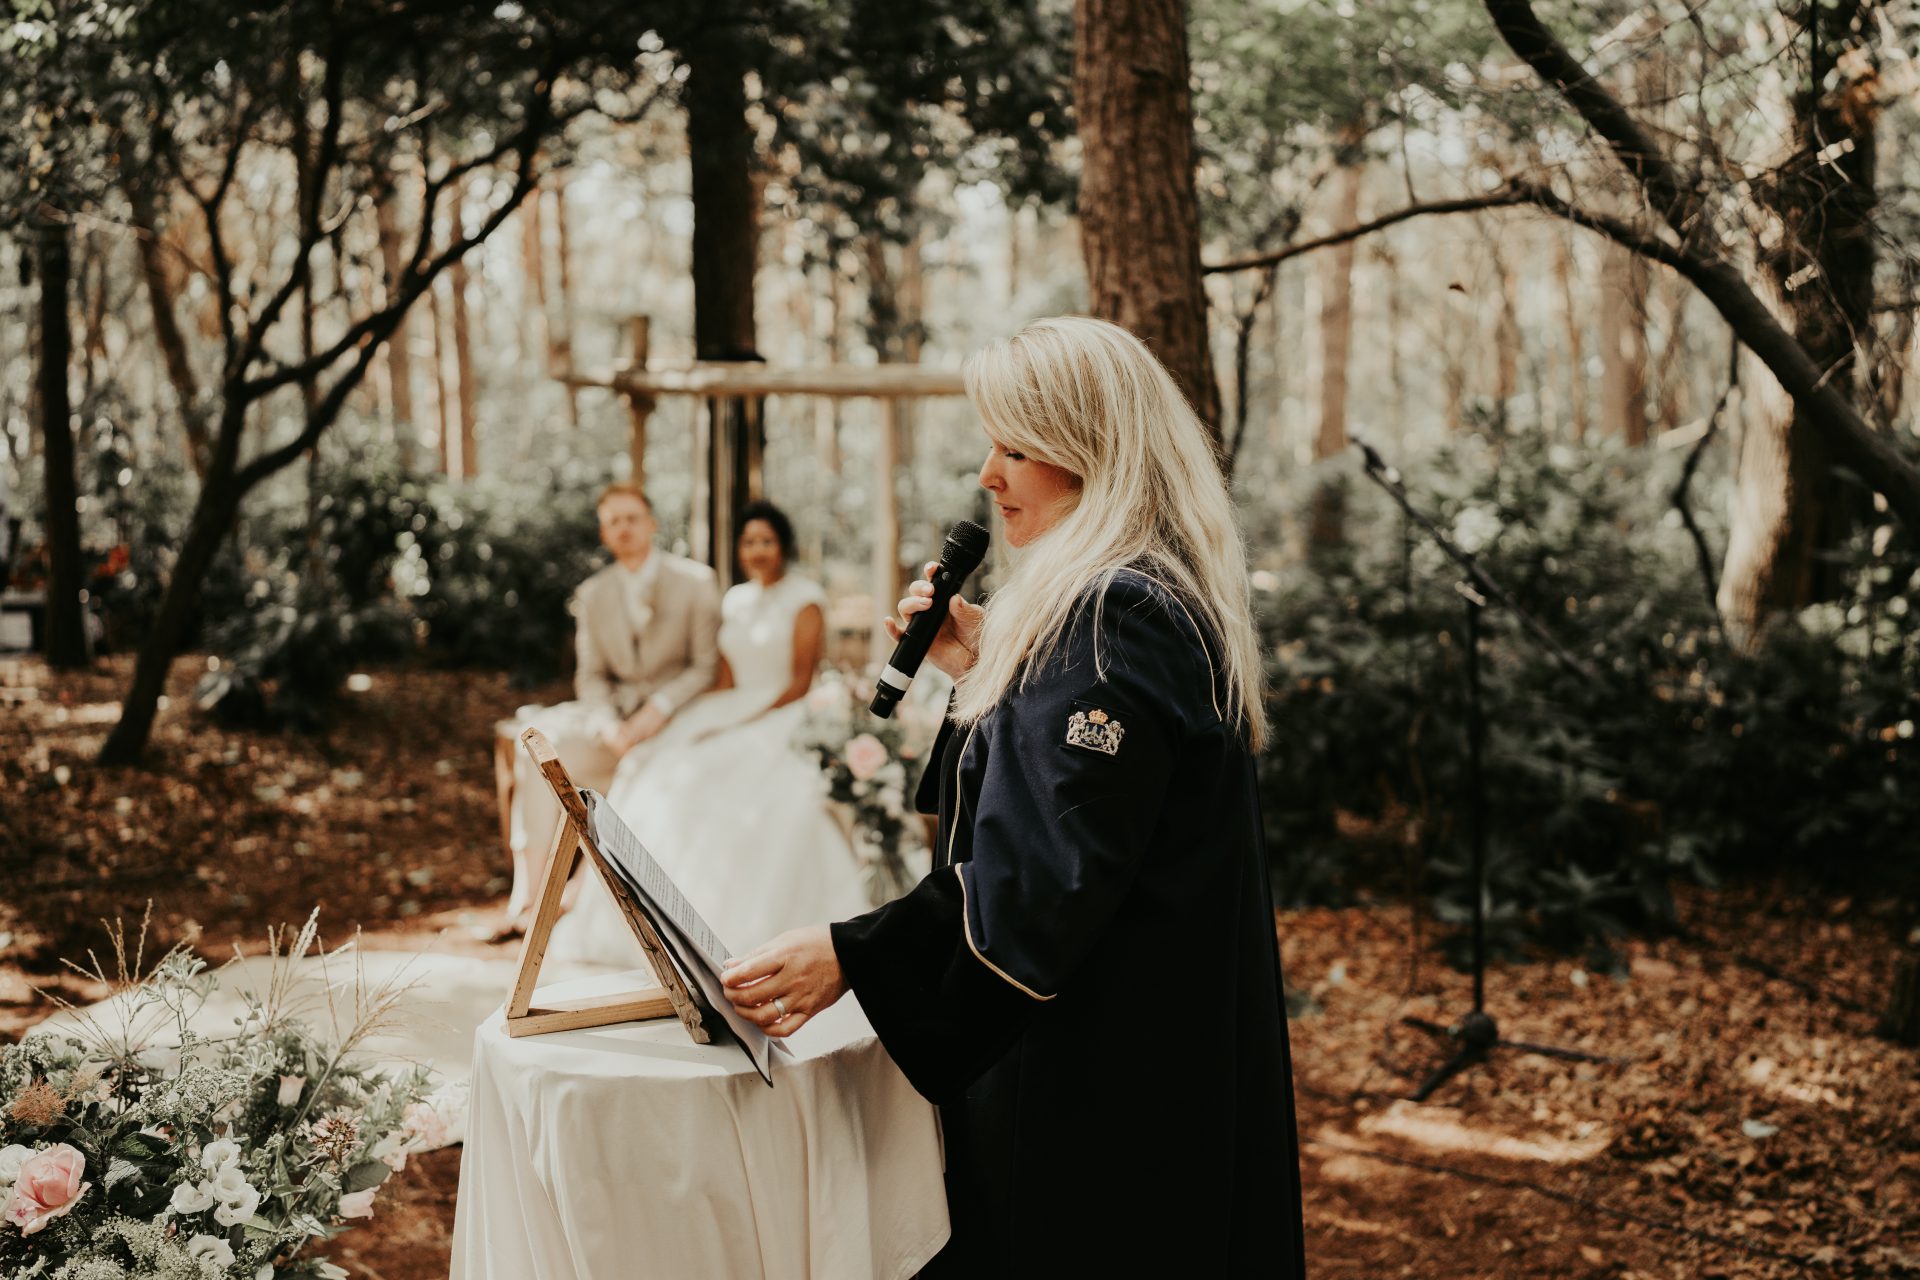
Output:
583 791 786 1084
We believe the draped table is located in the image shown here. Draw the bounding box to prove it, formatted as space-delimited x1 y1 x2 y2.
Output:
450 969 949 1280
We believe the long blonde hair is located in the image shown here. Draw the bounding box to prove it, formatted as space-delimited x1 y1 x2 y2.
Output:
952 316 1268 751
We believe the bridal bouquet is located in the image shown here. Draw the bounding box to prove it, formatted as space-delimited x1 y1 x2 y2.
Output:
0 914 441 1280
796 667 943 903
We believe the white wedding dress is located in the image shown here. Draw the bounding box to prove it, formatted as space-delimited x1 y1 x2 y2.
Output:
547 574 872 968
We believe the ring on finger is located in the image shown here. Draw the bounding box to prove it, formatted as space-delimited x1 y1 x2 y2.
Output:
773 996 790 1019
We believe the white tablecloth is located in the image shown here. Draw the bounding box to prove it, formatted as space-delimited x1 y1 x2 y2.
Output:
451 970 949 1280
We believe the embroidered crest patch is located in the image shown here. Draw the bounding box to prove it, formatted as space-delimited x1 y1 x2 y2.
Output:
1065 706 1126 756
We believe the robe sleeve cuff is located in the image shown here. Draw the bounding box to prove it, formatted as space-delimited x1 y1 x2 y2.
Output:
832 868 1034 1103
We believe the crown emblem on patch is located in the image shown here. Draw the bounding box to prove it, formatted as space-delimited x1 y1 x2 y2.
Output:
1065 707 1125 756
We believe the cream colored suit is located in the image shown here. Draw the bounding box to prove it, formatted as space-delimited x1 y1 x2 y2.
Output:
506 551 721 918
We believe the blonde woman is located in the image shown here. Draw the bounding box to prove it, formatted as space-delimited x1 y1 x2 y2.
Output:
723 317 1306 1277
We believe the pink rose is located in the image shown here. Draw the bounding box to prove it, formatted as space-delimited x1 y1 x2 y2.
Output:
400 1101 450 1152
3 1144 89 1236
845 734 889 782
336 1188 378 1219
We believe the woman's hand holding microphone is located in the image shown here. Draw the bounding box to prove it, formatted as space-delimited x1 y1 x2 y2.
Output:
884 561 984 680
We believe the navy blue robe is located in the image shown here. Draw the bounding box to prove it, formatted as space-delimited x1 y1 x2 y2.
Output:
832 570 1307 1276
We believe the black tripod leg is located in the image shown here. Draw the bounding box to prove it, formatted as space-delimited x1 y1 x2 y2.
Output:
1409 1042 1490 1103
1499 1037 1628 1066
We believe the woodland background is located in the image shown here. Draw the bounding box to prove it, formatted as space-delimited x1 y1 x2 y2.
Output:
2 0 1918 1275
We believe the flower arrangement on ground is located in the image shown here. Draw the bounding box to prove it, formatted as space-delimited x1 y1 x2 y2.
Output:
795 666 945 903
0 911 443 1279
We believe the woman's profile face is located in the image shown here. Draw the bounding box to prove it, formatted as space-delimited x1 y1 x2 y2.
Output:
738 519 785 582
978 434 1081 548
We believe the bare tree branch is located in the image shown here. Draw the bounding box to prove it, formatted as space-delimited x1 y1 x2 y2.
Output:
233 113 551 488
1482 0 1708 239
1207 177 1920 527
1204 192 1539 274
239 41 347 378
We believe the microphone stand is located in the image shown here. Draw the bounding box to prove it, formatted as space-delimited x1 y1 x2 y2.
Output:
1350 436 1624 1102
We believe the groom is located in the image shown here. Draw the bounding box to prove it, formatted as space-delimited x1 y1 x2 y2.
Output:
502 484 721 933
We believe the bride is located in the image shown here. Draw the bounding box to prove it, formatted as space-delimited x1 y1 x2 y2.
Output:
548 501 872 968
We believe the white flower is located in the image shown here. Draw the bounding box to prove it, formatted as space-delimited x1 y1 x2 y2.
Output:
201 1139 243 1172
257 1266 276 1280
277 1074 306 1107
170 1179 217 1214
0 1144 32 1190
186 1232 236 1272
315 1264 349 1280
336 1187 378 1219
368 1133 407 1171
213 1185 260 1226
210 1164 252 1200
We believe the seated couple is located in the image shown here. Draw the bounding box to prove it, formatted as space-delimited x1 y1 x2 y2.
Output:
504 486 869 965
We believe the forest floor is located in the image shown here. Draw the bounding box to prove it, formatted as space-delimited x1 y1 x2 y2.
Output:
2 653 1916 1279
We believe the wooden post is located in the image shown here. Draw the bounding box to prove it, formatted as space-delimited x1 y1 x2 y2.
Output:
691 398 713 567
625 316 653 491
707 396 736 588
871 398 902 667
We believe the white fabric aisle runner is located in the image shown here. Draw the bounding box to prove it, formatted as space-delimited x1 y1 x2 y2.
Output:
30 949 554 1141
452 969 949 1280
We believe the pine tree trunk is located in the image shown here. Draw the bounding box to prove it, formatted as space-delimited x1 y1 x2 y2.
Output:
519 181 550 367
98 404 248 763
685 26 762 581
1557 235 1589 440
1315 155 1360 463
450 256 478 478
1074 0 1222 441
1720 1 1879 642
551 173 581 427
1494 249 1521 426
34 209 87 670
430 271 454 475
127 182 210 477
1309 150 1362 549
376 188 416 467
1599 241 1649 445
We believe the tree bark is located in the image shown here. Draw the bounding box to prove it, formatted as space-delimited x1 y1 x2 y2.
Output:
98 402 248 761
1074 0 1222 441
1719 0 1879 639
685 26 763 582
1599 241 1650 445
551 173 581 427
1309 149 1362 547
1316 154 1361 463
34 209 87 669
450 255 478 478
1556 234 1589 440
127 181 211 479
32 208 86 671
375 188 416 468
430 270 454 474
1493 244 1521 427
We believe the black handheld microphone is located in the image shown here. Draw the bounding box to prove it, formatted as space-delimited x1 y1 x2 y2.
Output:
870 520 991 718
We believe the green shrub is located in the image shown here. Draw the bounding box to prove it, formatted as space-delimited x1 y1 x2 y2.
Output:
1253 430 1919 959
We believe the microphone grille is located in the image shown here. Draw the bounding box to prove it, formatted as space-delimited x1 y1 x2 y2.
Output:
941 520 991 575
